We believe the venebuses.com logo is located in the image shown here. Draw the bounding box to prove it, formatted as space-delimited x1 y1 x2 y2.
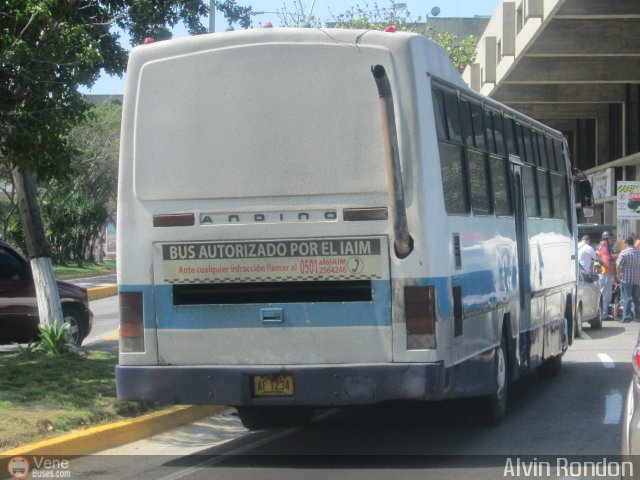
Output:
6 455 71 478
7 456 29 479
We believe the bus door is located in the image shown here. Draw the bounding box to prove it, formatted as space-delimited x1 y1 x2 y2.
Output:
509 156 533 371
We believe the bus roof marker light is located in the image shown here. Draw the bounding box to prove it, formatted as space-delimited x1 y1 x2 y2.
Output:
384 26 396 32
144 37 154 44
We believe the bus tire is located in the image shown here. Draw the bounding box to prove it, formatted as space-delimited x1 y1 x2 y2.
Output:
236 406 314 430
478 333 508 426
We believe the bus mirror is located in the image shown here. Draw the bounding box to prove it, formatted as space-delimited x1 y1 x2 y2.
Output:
578 179 594 218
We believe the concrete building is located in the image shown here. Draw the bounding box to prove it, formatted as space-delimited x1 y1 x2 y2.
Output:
462 0 640 234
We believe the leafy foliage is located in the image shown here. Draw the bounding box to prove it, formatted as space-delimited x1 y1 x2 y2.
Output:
1 1 251 182
327 2 478 69
269 1 322 27
14 340 39 354
34 322 73 355
1 101 120 262
426 31 478 70
0 0 252 327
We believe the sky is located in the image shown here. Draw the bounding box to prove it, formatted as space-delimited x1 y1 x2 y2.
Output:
82 0 501 94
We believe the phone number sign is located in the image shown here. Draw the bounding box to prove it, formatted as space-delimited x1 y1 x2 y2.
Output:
161 238 384 283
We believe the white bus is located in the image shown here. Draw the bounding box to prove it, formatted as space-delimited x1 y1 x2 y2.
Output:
116 28 593 429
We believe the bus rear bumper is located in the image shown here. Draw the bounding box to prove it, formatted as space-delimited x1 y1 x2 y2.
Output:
115 363 447 406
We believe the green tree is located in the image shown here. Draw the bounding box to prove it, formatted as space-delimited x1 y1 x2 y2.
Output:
327 3 478 69
42 100 120 263
0 1 251 327
1 98 119 262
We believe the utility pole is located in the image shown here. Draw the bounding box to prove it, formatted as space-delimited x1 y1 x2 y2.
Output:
209 1 215 32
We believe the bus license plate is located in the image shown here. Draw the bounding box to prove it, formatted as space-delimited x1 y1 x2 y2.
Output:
253 375 294 396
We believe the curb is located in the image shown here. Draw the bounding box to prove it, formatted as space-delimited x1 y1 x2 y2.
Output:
1 405 226 457
87 285 117 300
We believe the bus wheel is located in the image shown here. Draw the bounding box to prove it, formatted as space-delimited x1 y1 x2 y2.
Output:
574 304 583 338
236 407 314 431
478 334 508 426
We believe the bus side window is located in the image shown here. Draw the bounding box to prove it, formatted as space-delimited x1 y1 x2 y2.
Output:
523 127 537 167
443 91 462 144
470 102 486 151
460 99 475 149
537 168 552 218
484 108 497 154
553 139 565 171
492 111 506 156
490 155 513 216
467 149 492 215
545 136 558 171
535 131 549 170
439 143 470 214
551 172 571 231
515 123 528 163
522 165 540 217
503 116 518 157
432 88 448 141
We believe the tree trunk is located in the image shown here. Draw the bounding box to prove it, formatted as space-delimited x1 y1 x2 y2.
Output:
11 165 63 327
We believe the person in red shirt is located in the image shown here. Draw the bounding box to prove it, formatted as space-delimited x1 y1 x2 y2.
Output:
598 231 619 318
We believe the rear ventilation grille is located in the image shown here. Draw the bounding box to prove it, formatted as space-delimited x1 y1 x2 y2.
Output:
173 281 372 305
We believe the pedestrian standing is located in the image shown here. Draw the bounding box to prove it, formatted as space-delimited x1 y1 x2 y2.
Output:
578 234 596 274
615 236 640 322
598 231 619 318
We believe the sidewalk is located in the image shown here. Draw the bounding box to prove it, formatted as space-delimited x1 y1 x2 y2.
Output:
66 273 117 300
1 275 227 457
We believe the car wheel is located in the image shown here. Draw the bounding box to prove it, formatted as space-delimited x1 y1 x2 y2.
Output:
575 304 583 338
62 304 88 346
589 299 603 330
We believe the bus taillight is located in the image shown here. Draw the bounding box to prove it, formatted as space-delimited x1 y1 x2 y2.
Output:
120 292 145 352
404 286 437 349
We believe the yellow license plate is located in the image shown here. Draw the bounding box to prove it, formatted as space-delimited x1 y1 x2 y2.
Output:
253 374 294 397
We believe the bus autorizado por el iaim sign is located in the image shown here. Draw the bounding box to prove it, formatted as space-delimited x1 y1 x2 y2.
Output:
115 27 594 429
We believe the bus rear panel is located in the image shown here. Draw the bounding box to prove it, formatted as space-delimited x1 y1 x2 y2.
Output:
116 29 576 418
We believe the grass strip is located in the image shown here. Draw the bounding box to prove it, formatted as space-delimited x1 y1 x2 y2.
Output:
0 350 158 451
53 259 116 279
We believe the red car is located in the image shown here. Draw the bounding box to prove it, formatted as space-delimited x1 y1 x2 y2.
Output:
627 191 640 210
0 241 93 345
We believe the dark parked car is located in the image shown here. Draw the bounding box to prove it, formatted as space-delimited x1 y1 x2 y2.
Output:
0 241 93 345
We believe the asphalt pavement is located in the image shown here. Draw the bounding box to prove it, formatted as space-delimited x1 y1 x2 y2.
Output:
66 273 116 289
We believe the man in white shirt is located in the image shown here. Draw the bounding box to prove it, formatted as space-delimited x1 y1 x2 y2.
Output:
578 234 597 274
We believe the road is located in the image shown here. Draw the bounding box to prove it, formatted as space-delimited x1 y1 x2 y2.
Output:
64 315 638 480
84 294 118 346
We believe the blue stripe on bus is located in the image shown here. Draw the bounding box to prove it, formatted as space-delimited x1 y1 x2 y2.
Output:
121 281 392 329
120 264 520 330
410 266 518 318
